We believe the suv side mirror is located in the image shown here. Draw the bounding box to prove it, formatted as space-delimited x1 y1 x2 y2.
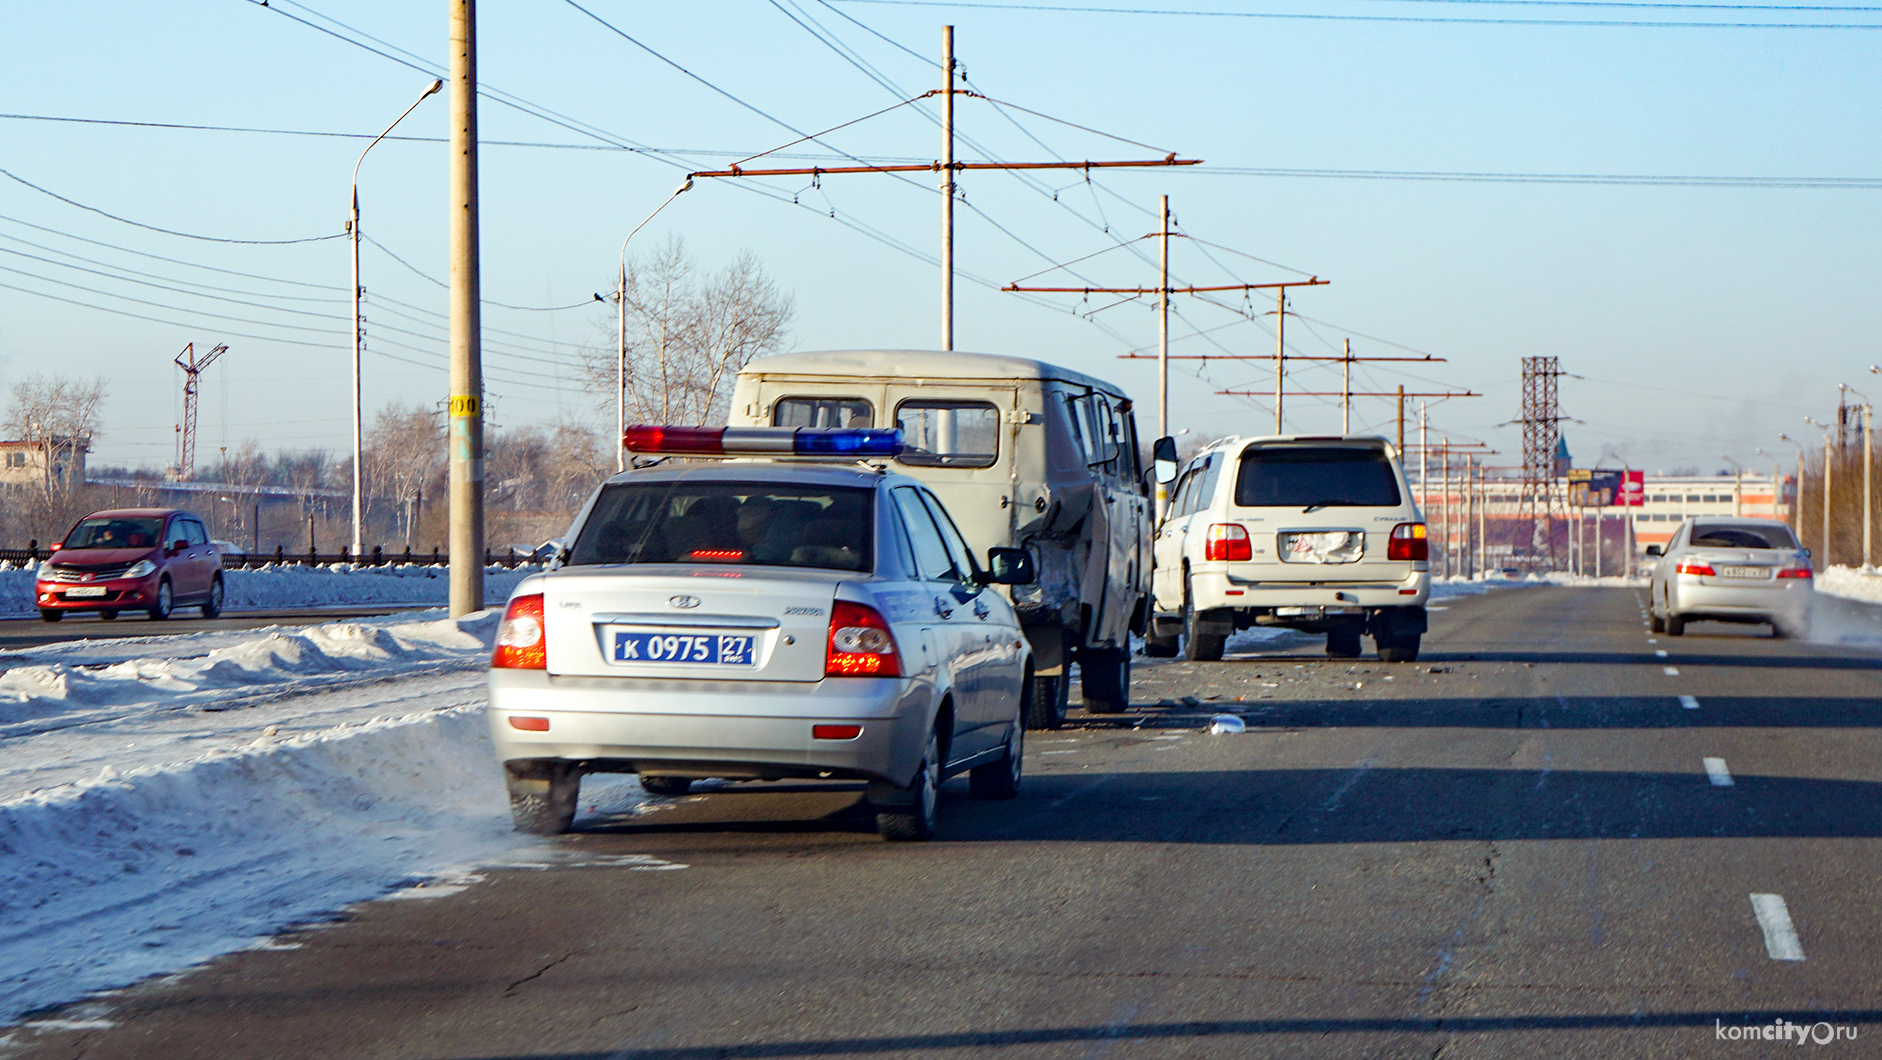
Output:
1644 544 1663 557
1152 436 1178 485
978 546 1036 586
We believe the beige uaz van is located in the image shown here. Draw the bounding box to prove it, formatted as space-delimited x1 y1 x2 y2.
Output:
730 350 1155 727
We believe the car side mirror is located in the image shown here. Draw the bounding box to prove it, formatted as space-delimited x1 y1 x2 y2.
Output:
1644 544 1662 557
1152 436 1178 485
170 539 189 555
978 546 1036 586
1802 547 1812 560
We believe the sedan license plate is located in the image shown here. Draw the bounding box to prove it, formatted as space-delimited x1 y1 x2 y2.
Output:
64 586 108 598
1716 566 1770 579
612 631 755 666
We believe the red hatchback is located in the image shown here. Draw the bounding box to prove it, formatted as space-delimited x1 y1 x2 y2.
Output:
35 508 225 622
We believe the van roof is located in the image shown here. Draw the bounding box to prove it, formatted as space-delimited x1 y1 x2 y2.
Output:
740 349 1126 396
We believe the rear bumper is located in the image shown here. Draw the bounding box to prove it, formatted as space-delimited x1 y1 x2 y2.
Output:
1669 578 1811 623
486 668 933 786
1186 564 1430 611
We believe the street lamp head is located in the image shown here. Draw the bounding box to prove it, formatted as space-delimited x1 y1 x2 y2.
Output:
424 78 444 97
677 177 695 194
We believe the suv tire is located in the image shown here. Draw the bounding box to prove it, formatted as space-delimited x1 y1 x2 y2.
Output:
1081 646 1131 714
1181 575 1225 662
1025 672 1068 730
1376 633 1422 663
1327 626 1363 658
1143 623 1179 657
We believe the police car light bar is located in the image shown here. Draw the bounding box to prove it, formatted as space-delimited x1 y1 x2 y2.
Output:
623 425 904 458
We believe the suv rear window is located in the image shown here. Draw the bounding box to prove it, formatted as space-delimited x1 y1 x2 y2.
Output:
1690 522 1798 550
569 482 875 572
1234 446 1401 509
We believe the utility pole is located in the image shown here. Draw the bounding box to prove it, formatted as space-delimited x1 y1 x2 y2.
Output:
1273 288 1286 434
1823 434 1835 567
940 26 956 351
447 0 484 616
1419 403 1428 517
1396 385 1405 455
1341 338 1352 434
1440 440 1451 579
1156 194 1170 518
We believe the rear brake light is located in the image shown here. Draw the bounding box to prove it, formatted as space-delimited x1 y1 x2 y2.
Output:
1204 524 1252 562
826 600 901 677
687 549 745 562
1388 522 1428 561
1778 566 1813 579
508 716 550 732
492 593 546 669
1677 562 1715 576
813 724 864 740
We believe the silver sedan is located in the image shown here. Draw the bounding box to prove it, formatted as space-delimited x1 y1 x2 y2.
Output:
487 460 1036 841
1647 517 1813 638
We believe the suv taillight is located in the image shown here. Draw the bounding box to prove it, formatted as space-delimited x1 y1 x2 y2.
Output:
492 593 546 669
1204 524 1252 562
827 600 901 677
1388 522 1428 561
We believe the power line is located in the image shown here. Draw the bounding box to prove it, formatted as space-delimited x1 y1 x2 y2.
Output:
1195 165 1882 187
825 0 1882 28
0 166 344 244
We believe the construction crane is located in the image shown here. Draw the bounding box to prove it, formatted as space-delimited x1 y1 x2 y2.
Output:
173 342 227 481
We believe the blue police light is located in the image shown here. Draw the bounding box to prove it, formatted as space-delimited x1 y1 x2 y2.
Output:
794 428 904 456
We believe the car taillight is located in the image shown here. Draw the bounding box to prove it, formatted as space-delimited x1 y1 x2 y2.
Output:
1677 562 1715 577
492 593 546 669
826 600 901 677
1778 566 1813 579
1204 524 1252 562
1388 522 1428 561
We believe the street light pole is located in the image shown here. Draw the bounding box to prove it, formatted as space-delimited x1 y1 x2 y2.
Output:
350 77 442 556
1779 433 1807 536
1843 383 1873 570
1722 455 1743 518
615 179 694 472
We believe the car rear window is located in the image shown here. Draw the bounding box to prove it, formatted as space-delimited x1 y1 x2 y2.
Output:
569 481 875 572
1234 446 1401 509
63 517 165 549
1690 523 1798 550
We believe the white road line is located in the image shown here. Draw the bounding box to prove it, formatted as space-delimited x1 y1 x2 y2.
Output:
1680 695 1700 710
1663 666 1680 676
1750 894 1806 961
1703 757 1734 786
1655 649 1669 658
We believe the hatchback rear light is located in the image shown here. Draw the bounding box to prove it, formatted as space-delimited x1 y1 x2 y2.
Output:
826 600 901 677
1204 524 1252 562
1676 562 1716 577
492 593 547 669
1777 565 1813 579
1388 522 1428 561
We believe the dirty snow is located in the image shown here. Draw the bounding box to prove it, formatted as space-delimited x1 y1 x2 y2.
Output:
0 563 533 620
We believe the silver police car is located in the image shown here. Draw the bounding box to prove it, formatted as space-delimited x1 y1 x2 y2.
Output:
1647 517 1813 638
487 427 1035 841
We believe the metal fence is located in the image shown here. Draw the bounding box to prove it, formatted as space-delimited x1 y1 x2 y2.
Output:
0 542 540 569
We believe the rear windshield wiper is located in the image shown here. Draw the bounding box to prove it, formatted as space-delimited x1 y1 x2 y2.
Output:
1301 499 1346 514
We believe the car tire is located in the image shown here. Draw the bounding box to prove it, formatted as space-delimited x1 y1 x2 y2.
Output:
639 776 692 796
1327 626 1363 658
201 575 224 619
1665 613 1685 637
878 727 941 842
507 765 580 835
1182 575 1225 662
1649 608 1664 633
1142 624 1180 658
1081 646 1131 714
969 711 1023 800
1376 633 1422 663
1025 672 1068 730
147 578 173 621
99 610 118 621
39 610 63 623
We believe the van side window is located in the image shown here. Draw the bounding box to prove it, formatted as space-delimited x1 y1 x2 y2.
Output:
1118 407 1143 487
895 400 999 468
774 397 872 428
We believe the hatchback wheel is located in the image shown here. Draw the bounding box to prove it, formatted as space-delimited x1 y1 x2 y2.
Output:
99 610 118 621
877 727 941 841
201 575 224 619
39 610 63 623
147 578 173 621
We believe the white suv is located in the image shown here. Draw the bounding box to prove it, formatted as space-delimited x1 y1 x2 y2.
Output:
1145 434 1430 662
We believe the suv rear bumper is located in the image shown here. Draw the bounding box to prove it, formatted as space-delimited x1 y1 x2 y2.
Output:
1187 566 1430 611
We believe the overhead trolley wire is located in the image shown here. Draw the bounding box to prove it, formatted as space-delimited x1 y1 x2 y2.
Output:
823 0 1882 28
0 167 343 245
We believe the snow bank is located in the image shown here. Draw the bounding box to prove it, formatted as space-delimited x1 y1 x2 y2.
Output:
1818 565 1882 605
0 564 533 619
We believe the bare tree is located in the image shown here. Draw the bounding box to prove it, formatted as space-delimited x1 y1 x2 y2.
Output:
4 374 108 536
363 402 443 546
587 237 793 428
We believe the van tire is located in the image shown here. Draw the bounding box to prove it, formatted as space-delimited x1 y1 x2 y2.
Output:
1181 577 1225 662
1025 673 1068 730
1081 646 1131 714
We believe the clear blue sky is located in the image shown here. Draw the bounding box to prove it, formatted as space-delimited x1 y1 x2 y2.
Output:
2 1 1878 476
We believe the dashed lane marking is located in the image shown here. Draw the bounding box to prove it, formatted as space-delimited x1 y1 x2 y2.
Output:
1655 649 1669 657
1663 666 1680 676
1750 894 1806 961
1703 757 1734 786
1680 695 1700 710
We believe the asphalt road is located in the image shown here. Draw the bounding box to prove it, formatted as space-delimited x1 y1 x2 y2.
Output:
0 607 436 651
11 585 1882 1059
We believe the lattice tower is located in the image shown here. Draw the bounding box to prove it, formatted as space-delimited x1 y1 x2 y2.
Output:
1519 356 1565 570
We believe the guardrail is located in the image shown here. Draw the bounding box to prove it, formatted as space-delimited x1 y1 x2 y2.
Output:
0 543 540 569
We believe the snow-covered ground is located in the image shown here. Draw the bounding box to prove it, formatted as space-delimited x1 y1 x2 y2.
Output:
0 563 534 620
1818 565 1882 605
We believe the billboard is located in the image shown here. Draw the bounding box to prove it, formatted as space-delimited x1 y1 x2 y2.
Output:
1569 468 1642 507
